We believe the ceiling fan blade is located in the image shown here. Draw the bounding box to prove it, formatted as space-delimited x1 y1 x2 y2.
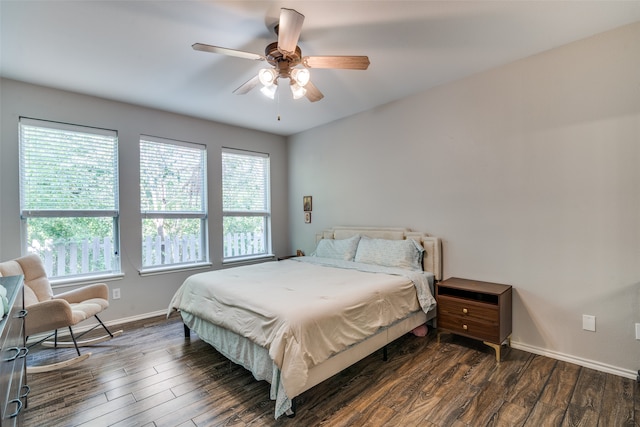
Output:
304 81 324 102
192 43 265 61
233 75 260 95
302 56 370 70
277 8 305 56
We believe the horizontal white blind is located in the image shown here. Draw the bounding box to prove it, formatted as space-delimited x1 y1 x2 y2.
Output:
19 118 118 214
222 149 269 212
140 136 206 214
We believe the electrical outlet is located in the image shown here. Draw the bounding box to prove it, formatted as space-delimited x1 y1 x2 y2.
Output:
112 288 121 300
635 323 640 340
582 314 596 332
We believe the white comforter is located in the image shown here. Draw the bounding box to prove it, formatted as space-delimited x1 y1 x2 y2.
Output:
169 257 435 400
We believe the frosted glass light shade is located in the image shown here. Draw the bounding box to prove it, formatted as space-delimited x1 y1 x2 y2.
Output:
291 68 310 86
290 83 307 99
260 84 277 99
258 68 277 86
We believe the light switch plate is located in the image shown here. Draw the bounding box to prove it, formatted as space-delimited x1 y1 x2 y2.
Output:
635 323 640 340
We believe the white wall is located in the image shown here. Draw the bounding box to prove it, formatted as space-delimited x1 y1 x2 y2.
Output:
288 23 640 377
0 78 289 321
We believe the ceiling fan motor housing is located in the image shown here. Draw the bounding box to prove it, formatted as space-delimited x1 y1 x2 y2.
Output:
265 42 302 78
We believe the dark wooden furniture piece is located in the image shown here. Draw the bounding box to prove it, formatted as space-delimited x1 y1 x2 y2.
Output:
0 275 28 426
436 277 512 362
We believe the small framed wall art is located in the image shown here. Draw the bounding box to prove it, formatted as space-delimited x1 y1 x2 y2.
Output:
303 196 312 212
304 211 311 224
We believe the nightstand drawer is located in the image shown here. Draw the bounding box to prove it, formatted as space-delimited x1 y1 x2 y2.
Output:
437 296 499 323
438 312 499 343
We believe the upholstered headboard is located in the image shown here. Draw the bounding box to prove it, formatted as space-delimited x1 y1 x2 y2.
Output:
315 226 442 281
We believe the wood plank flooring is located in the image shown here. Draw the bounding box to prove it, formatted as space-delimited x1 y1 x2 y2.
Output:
24 315 639 426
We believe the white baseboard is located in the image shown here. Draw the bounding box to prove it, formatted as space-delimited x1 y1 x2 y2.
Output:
511 340 637 380
103 309 170 328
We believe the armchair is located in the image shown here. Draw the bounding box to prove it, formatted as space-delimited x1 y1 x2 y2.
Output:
0 254 122 373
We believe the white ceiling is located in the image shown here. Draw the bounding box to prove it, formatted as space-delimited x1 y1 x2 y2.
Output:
2 1 639 136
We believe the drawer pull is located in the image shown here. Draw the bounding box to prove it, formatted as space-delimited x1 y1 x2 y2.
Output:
462 308 468 314
4 347 21 361
18 309 28 318
462 324 468 330
18 347 29 359
20 384 31 399
8 398 23 418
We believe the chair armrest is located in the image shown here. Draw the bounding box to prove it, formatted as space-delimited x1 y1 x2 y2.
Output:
54 283 109 303
24 299 75 336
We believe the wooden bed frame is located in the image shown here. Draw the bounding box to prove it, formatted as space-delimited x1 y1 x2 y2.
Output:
181 226 442 417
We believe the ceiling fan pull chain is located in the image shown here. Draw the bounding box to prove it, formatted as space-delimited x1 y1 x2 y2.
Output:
277 88 281 121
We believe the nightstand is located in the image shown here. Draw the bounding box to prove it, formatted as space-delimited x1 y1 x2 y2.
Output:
436 277 512 362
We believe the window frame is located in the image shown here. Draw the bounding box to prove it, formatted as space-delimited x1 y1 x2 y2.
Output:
221 147 272 263
139 135 209 274
18 117 121 283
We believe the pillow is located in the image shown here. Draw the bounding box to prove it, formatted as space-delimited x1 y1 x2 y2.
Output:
312 235 361 261
354 237 424 271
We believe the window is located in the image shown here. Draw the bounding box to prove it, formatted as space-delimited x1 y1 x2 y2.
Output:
140 136 208 270
222 148 271 261
19 117 120 280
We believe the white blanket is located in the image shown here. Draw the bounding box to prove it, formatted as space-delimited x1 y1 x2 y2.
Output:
169 257 435 400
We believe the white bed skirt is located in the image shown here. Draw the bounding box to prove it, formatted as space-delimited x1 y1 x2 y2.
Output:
180 308 431 419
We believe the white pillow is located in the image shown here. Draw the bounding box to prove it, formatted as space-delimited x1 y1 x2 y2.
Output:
354 237 424 271
313 235 361 261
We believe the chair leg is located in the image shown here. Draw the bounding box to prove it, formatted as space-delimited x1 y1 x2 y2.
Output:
93 314 115 338
68 326 82 357
42 316 123 349
27 327 92 373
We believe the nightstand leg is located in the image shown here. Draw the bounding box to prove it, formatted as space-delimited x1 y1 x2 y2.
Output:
483 335 511 362
483 341 502 362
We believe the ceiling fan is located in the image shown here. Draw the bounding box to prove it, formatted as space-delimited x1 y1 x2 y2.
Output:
193 8 370 102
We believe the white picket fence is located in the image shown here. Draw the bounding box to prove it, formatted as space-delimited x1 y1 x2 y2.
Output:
223 232 265 259
32 232 265 278
142 232 264 265
35 237 115 278
142 235 202 267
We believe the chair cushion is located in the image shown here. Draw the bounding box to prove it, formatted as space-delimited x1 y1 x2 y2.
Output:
69 298 109 323
0 260 24 278
24 286 39 307
0 257 45 306
15 254 54 302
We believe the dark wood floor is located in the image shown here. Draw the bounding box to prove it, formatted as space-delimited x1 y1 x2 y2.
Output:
24 315 639 426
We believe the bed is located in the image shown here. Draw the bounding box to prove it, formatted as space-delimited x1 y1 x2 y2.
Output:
168 226 442 418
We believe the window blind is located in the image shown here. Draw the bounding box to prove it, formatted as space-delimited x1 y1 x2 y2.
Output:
19 118 118 216
222 149 269 213
140 136 206 216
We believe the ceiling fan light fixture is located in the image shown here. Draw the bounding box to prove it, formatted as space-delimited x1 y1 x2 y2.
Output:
260 83 277 99
193 8 369 104
258 68 277 86
291 68 310 87
290 82 307 99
